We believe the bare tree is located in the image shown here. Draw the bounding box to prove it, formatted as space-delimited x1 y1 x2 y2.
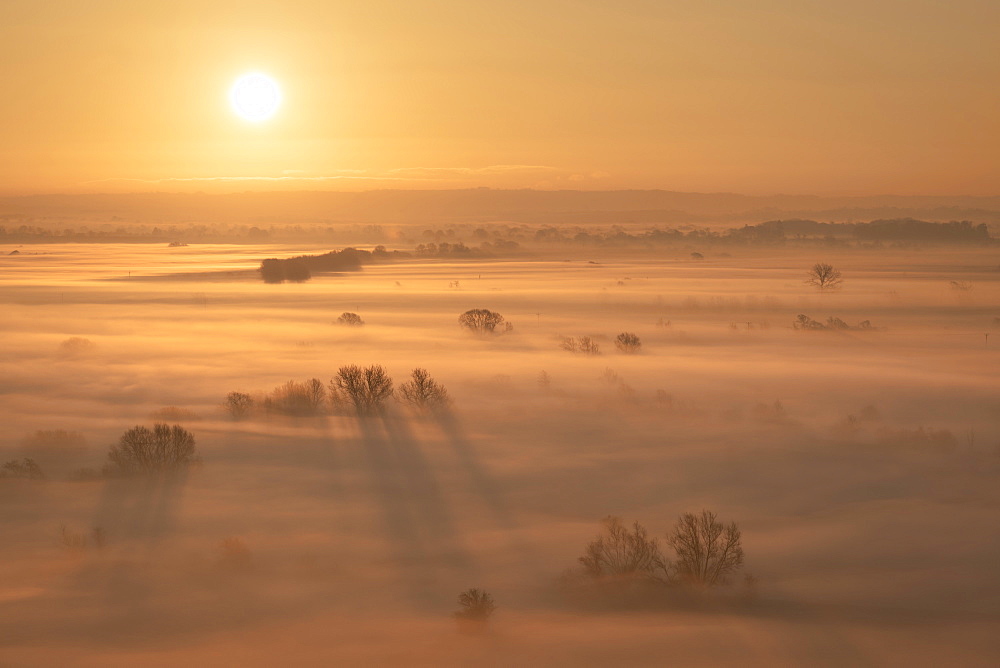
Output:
265 379 326 416
330 365 394 416
579 516 668 582
337 312 364 326
805 263 843 290
614 332 642 353
579 336 600 355
454 588 496 621
105 424 197 476
666 510 744 587
225 391 254 419
397 368 450 411
459 309 509 334
304 378 326 413
561 336 601 355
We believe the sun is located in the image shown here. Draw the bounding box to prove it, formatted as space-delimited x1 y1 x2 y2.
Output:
229 72 282 122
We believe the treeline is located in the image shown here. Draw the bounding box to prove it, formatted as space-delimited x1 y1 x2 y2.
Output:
532 218 992 246
258 246 407 283
733 218 991 243
0 222 394 244
226 366 450 418
3 218 992 248
414 240 520 256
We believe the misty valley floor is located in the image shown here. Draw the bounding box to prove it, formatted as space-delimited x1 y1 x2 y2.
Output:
2 243 999 666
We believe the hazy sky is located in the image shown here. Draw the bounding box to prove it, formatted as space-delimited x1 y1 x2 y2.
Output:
1 0 997 195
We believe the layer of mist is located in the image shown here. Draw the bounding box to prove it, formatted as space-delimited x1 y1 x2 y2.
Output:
2 236 998 666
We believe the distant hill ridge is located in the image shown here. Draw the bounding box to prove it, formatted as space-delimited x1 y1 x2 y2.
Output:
1 189 999 226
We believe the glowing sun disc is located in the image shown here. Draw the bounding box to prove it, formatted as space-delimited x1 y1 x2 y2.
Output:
230 73 282 122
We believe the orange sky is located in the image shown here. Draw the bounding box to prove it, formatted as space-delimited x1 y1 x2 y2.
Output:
1 0 997 196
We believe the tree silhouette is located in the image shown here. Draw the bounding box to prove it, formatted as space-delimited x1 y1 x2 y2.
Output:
337 312 364 326
225 391 254 419
265 379 326 416
575 512 746 590
454 588 496 621
805 263 843 290
397 368 450 411
105 424 197 476
330 365 394 416
614 332 642 353
459 309 509 335
579 516 668 582
666 510 744 587
561 336 601 355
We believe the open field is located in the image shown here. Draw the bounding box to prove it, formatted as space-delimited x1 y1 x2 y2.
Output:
2 241 999 666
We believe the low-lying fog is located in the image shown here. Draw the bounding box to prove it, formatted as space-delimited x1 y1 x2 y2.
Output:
2 241 998 666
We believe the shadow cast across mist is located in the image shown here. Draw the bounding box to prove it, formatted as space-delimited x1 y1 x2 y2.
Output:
355 412 473 606
432 410 512 525
430 409 541 573
89 468 189 548
32 469 195 644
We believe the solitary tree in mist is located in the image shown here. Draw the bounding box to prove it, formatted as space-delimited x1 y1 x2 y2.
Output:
225 391 254 419
666 510 744 587
337 312 364 326
805 263 843 290
459 308 510 335
105 424 197 476
330 364 394 416
614 332 642 354
58 336 96 357
579 516 668 582
454 588 496 622
397 368 450 412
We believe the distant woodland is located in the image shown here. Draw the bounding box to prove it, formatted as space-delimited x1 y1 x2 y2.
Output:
1 218 993 248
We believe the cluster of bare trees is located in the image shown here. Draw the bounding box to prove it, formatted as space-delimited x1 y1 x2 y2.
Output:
561 332 642 355
793 314 875 331
329 365 395 415
459 309 513 335
561 335 601 355
0 458 44 479
267 379 328 416
614 332 642 353
1 426 198 481
578 511 746 589
104 424 199 476
225 366 450 419
336 312 364 326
